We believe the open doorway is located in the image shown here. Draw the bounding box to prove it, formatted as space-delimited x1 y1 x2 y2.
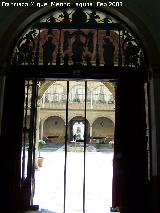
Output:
23 80 115 213
6 6 149 213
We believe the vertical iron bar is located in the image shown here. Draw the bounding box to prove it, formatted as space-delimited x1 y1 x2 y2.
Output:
32 80 38 177
34 29 40 65
83 81 87 213
122 29 125 66
64 81 69 213
96 29 100 67
56 29 62 65
118 29 122 66
30 79 38 206
147 81 152 180
22 80 30 181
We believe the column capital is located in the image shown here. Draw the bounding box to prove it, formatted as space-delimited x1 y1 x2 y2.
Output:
37 99 41 107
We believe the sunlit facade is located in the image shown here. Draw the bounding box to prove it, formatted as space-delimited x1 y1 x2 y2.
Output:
39 81 115 143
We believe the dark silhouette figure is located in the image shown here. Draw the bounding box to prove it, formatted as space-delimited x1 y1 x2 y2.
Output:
73 134 77 141
87 32 94 53
24 40 33 64
72 34 85 64
103 38 115 66
59 11 71 24
15 30 36 64
18 39 33 64
124 41 140 67
72 8 87 25
63 53 69 65
63 31 70 52
42 37 56 65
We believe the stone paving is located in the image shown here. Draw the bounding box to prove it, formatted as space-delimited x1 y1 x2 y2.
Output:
33 147 113 213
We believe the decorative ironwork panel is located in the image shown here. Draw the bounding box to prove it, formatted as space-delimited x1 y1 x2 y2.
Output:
11 8 145 67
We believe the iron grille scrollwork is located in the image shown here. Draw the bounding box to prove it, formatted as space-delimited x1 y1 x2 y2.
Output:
11 8 145 67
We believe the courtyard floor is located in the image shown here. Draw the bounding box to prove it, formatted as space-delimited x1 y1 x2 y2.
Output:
33 145 113 213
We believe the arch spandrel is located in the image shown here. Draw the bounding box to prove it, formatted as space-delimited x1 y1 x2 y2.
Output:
38 80 55 98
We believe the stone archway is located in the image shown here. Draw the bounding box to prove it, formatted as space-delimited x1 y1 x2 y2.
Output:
2 4 159 213
68 116 90 142
43 115 65 143
92 117 114 142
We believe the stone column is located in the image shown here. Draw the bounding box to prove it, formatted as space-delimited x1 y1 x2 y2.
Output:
90 92 93 109
35 103 40 168
40 118 45 140
90 125 92 143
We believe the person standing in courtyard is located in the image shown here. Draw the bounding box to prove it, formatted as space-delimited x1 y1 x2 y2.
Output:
73 134 77 141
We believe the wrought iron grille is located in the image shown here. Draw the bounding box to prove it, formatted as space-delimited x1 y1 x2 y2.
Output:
11 8 144 67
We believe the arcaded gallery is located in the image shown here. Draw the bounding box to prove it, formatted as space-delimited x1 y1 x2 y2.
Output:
0 2 160 213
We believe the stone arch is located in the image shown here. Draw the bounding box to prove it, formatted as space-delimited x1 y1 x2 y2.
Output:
92 117 114 140
103 82 115 97
92 82 114 103
39 81 115 101
91 115 115 126
38 81 55 99
68 116 90 142
42 113 66 123
43 115 65 143
38 81 67 101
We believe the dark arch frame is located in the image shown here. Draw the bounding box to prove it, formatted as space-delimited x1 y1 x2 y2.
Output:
9 6 148 65
9 6 146 79
0 5 152 213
